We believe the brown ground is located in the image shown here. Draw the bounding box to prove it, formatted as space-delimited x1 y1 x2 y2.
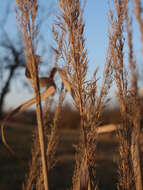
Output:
0 119 119 190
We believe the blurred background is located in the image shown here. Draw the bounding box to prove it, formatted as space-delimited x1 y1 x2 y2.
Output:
0 0 143 113
0 0 143 190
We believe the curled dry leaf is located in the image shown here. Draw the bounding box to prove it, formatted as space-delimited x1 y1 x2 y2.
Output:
57 68 75 100
1 66 75 155
0 85 56 155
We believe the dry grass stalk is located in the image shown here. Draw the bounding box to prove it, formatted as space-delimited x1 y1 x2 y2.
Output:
0 85 56 157
53 0 112 189
134 0 143 185
22 88 64 190
36 164 43 190
24 85 64 189
15 0 49 189
109 0 142 189
126 3 142 190
134 0 143 51
22 130 40 190
109 1 134 189
35 90 64 189
46 88 65 170
53 0 94 188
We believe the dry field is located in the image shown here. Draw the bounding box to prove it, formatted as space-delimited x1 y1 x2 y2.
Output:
0 113 119 190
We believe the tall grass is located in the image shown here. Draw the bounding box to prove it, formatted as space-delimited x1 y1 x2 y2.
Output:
53 0 112 189
109 0 142 189
1 0 143 190
15 0 49 189
22 86 64 189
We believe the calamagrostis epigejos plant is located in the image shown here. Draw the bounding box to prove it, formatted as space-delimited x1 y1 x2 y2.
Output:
15 0 49 189
53 0 112 189
134 0 143 185
23 86 64 190
46 87 65 170
109 0 142 189
134 0 143 51
22 130 40 190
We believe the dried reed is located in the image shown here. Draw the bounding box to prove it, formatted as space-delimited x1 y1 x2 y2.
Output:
109 0 142 189
53 0 112 189
15 0 49 189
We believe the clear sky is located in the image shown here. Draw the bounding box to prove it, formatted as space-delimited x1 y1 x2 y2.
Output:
0 0 143 110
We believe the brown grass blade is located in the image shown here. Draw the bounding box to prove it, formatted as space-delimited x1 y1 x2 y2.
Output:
0 85 56 155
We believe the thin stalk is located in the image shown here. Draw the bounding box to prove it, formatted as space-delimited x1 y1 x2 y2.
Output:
31 55 49 190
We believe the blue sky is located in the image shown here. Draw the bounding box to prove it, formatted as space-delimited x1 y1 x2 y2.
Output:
0 0 143 109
